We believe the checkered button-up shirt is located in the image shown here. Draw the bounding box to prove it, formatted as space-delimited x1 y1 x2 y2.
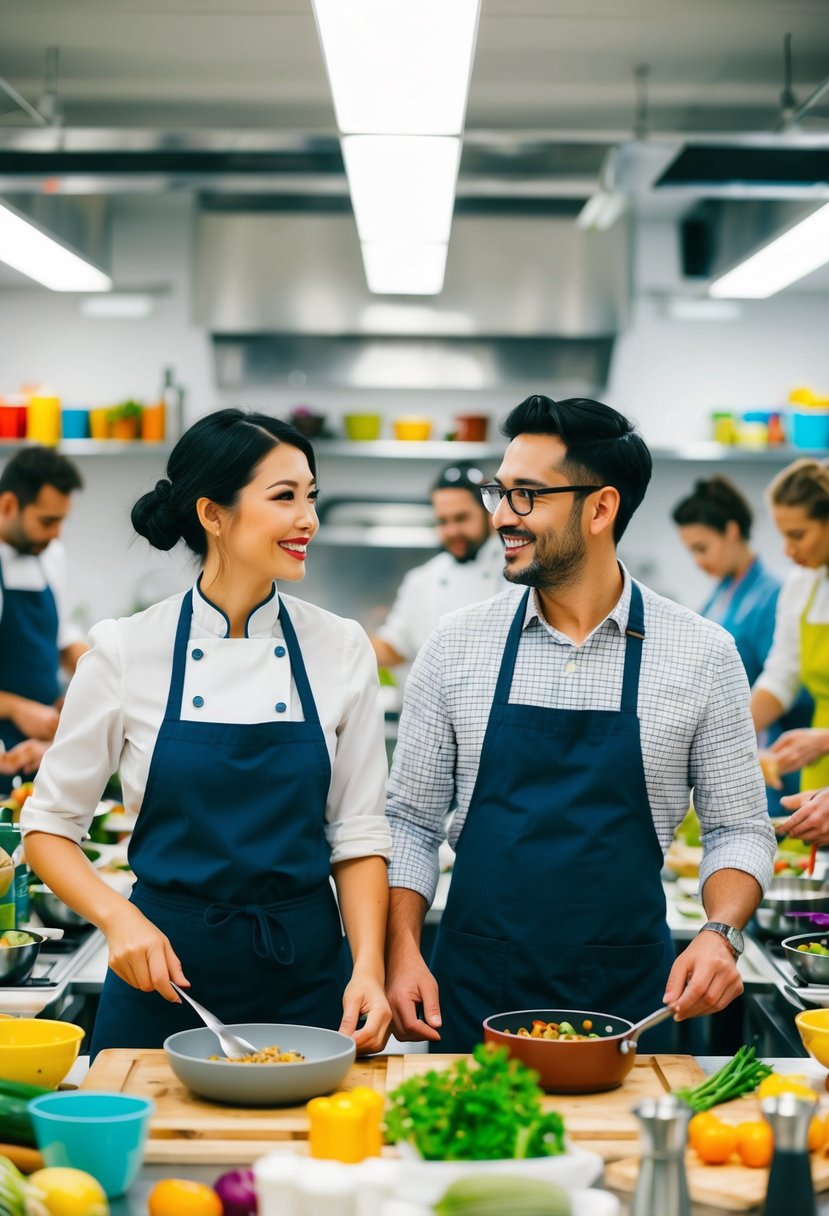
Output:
386 564 776 906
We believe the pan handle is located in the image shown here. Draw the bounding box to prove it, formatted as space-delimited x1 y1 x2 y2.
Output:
618 1005 675 1055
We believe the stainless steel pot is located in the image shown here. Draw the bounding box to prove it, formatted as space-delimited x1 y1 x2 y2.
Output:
0 929 46 985
755 877 829 937
29 885 88 931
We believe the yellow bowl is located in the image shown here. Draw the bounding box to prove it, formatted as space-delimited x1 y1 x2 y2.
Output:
0 1019 84 1087
393 417 432 441
795 1008 829 1068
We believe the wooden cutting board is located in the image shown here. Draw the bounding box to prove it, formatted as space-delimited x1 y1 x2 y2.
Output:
81 1050 703 1164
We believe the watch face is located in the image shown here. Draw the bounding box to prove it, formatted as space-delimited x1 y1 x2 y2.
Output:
728 927 744 954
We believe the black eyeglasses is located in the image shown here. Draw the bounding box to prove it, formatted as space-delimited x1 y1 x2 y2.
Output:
480 483 602 516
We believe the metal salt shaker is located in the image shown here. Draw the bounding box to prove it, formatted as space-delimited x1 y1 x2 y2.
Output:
761 1092 818 1216
631 1094 693 1216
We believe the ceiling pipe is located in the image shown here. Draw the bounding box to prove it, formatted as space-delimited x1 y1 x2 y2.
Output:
0 74 49 126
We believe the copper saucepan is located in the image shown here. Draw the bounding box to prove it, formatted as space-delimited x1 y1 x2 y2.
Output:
482 1005 674 1093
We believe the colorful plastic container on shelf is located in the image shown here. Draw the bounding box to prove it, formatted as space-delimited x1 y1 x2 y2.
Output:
26 395 61 446
343 413 382 441
141 402 165 442
88 408 111 440
61 408 90 440
0 400 27 439
393 416 432 441
790 409 829 451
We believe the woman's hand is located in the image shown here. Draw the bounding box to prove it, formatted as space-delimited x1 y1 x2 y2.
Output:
339 967 392 1055
0 738 49 775
769 729 829 775
104 902 189 1002
780 788 829 846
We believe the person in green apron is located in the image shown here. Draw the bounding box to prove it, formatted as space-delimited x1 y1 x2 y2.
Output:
752 458 829 794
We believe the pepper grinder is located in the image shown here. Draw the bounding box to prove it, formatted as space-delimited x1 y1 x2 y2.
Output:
761 1092 818 1216
630 1094 693 1216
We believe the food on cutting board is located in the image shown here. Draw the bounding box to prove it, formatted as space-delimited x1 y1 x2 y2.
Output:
384 1042 566 1161
673 1045 773 1111
207 1045 305 1064
507 1018 601 1040
0 930 34 948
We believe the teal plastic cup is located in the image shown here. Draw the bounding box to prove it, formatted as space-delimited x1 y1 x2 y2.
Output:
28 1091 155 1198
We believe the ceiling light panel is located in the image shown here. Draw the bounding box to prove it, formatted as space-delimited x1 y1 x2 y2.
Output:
0 199 112 292
361 243 448 295
343 136 461 245
312 0 480 136
709 202 829 298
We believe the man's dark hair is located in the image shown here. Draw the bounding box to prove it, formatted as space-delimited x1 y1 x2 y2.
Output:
0 445 83 506
431 460 489 507
501 395 652 542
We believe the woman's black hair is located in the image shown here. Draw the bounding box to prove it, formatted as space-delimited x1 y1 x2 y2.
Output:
500 395 652 542
672 476 753 539
131 409 317 557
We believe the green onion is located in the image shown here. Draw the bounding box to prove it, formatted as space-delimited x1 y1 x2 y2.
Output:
672 1045 773 1112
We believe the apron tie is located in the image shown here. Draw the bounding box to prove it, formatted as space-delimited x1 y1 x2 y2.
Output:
204 902 296 965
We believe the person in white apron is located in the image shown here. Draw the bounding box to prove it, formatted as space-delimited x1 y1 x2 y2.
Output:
22 409 392 1055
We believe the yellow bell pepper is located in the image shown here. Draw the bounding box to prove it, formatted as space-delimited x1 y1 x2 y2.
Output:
306 1087 384 1163
758 1074 818 1100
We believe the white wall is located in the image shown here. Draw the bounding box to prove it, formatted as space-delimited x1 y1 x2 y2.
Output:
0 197 827 626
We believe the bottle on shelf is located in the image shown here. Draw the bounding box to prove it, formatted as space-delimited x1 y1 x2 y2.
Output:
161 367 184 443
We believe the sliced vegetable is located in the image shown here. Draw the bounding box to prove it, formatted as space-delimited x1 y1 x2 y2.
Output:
435 1175 571 1216
673 1045 773 1112
212 1168 257 1216
0 1155 29 1216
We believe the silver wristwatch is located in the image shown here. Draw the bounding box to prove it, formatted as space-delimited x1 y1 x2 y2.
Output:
699 921 744 958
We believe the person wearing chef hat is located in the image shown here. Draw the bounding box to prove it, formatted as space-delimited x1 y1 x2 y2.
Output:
0 446 87 795
384 394 775 1053
370 461 508 671
21 409 392 1055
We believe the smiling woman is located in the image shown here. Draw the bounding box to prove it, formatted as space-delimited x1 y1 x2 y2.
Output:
20 408 393 1059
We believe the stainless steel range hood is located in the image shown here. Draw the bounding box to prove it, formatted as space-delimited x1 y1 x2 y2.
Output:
193 200 630 392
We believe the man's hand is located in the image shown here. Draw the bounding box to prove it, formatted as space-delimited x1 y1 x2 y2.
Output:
386 946 442 1042
780 787 829 846
663 931 743 1021
769 728 829 775
10 697 59 742
0 738 49 775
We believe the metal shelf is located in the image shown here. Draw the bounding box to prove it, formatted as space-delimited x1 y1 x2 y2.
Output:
315 439 823 463
0 440 173 456
313 526 439 549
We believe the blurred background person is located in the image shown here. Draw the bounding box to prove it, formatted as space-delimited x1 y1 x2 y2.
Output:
752 459 829 793
370 461 507 671
673 475 812 813
0 446 86 794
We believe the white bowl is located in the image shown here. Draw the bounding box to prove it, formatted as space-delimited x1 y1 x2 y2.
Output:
393 1142 603 1205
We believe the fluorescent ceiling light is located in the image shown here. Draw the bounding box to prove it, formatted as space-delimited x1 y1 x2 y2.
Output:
79 293 155 319
665 298 742 322
361 243 448 295
710 202 829 298
0 198 112 292
312 0 480 135
576 190 628 231
343 136 460 244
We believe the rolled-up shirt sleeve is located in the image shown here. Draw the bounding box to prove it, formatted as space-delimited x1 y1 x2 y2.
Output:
324 620 392 864
694 630 776 895
20 619 125 843
387 627 457 905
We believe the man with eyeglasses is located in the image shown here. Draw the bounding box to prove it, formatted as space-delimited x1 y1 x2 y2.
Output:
370 461 508 672
385 394 775 1052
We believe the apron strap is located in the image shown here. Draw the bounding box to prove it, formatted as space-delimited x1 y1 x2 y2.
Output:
278 598 322 726
204 902 296 965
621 581 645 713
163 589 195 723
492 588 531 705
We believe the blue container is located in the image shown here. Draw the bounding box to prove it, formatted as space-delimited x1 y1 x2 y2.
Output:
790 410 829 451
28 1091 154 1198
61 408 90 439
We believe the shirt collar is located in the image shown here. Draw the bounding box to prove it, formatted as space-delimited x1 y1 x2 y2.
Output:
522 561 633 641
191 578 280 639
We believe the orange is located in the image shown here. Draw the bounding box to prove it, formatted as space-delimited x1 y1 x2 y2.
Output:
688 1111 721 1153
736 1120 774 1168
694 1119 738 1165
147 1179 222 1216
808 1114 827 1153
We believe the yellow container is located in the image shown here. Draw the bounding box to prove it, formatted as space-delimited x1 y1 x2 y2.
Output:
141 402 165 442
343 413 382 441
26 395 61 446
393 416 432 441
0 1018 84 1087
795 1007 829 1069
89 408 111 440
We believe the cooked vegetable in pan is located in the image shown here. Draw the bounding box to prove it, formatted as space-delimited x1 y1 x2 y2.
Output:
506 1018 601 1041
208 1046 305 1064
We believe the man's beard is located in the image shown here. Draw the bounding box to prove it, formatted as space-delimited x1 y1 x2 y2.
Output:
501 512 587 592
447 534 488 564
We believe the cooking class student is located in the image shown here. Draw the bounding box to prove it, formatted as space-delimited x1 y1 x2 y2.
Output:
751 458 829 794
369 461 508 671
384 395 775 1054
0 446 87 795
672 474 812 812
21 409 392 1056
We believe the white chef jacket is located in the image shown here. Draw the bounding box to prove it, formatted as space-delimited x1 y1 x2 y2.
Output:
375 534 508 663
753 565 829 713
21 581 392 864
0 539 84 652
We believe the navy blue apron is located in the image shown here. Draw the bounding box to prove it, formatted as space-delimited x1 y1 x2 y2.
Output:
90 589 346 1055
0 555 60 793
431 583 675 1053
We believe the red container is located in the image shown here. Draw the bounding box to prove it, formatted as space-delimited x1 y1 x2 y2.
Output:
454 414 489 442
0 403 27 439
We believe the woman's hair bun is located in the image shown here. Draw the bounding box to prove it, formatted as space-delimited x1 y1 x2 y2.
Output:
131 479 181 551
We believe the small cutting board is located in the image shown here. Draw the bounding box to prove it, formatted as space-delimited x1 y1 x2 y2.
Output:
81 1050 704 1164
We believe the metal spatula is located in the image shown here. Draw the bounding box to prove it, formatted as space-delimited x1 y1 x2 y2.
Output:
171 982 257 1058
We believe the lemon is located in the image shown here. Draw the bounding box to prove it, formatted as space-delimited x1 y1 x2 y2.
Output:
27 1168 109 1216
758 1073 817 1100
0 847 14 899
